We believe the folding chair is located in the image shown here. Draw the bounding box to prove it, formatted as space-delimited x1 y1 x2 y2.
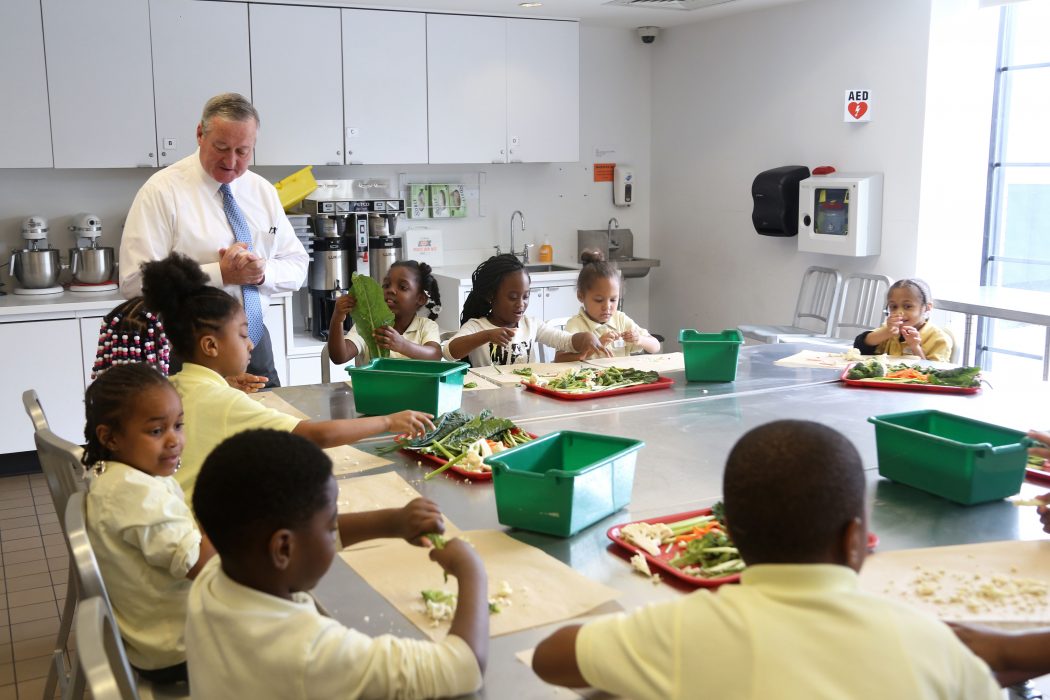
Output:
738 266 842 343
944 325 962 364
22 388 50 432
66 492 189 700
538 317 571 363
34 428 88 700
75 596 139 700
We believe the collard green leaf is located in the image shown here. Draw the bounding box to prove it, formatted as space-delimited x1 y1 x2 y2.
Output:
350 273 395 360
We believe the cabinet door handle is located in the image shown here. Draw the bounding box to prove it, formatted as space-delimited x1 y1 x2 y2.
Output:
325 161 341 166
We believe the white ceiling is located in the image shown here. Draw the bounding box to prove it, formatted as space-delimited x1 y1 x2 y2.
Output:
293 0 808 28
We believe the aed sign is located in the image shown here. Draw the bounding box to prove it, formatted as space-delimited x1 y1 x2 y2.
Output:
844 89 872 123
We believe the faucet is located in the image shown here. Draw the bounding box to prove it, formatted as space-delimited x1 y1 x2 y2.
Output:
506 210 532 263
607 218 621 253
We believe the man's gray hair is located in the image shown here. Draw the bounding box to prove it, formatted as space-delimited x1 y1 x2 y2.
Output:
200 93 259 134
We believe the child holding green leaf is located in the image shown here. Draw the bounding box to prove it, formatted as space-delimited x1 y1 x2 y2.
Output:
328 262 444 366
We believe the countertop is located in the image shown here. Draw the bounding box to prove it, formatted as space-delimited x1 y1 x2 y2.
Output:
0 289 294 321
268 344 1049 698
431 263 581 285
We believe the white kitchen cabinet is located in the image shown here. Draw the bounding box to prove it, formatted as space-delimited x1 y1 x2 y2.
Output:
506 19 579 163
79 316 104 389
250 4 343 166
42 0 157 168
0 0 53 168
537 284 579 321
264 300 288 387
150 0 252 167
0 319 86 452
342 10 427 165
427 15 579 164
427 14 508 165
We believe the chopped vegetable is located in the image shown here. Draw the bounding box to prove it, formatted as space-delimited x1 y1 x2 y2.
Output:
512 367 534 377
426 533 446 549
846 359 886 380
620 521 674 556
847 361 981 388
463 381 478 389
534 366 660 393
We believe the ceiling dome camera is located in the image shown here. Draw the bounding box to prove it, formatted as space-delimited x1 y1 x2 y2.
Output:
637 26 660 44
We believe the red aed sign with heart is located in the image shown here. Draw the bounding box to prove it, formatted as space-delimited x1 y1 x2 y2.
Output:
848 101 868 119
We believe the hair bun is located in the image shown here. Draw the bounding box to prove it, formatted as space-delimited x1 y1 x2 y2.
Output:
140 253 209 319
580 249 606 264
418 262 432 277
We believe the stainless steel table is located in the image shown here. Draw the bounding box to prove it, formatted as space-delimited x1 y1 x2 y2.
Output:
285 360 1050 698
936 285 1050 379
268 343 843 434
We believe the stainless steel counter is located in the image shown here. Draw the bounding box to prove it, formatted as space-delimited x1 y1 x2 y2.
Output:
288 352 1050 699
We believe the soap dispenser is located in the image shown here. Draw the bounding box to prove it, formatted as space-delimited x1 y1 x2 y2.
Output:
538 238 553 263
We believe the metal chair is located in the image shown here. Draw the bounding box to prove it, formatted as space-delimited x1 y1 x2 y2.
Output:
943 325 962 364
738 266 843 343
34 427 88 700
22 388 50 432
537 317 571 363
320 344 332 384
75 596 140 700
776 272 891 345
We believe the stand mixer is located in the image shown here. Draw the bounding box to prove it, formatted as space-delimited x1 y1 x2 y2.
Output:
68 213 117 292
10 216 63 295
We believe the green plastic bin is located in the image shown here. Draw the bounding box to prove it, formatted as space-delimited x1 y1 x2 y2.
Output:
486 431 644 537
868 410 1030 505
678 329 742 382
345 359 469 416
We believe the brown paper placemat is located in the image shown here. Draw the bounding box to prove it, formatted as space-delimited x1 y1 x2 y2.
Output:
339 529 620 640
469 362 587 387
251 391 391 475
336 472 459 550
858 539 1050 628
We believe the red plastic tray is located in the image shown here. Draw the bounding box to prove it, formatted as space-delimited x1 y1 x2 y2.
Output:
839 364 980 395
400 429 537 482
1026 457 1050 486
607 508 880 588
523 375 674 401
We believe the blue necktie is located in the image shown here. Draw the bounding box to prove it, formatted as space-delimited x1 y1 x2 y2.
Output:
219 183 265 345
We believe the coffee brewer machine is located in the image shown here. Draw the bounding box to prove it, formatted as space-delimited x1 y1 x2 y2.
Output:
306 212 354 341
368 210 404 283
301 195 405 281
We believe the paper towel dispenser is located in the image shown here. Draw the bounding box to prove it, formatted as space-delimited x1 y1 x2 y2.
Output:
751 165 811 237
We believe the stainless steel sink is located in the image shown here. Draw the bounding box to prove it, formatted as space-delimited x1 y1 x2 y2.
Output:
523 263 577 273
611 257 660 278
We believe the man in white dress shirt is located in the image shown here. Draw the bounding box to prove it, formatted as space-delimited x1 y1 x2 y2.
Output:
120 93 308 386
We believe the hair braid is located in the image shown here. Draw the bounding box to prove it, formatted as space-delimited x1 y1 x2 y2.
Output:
82 363 171 467
461 254 526 325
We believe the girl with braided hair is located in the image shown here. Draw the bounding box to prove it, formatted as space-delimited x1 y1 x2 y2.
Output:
82 363 216 685
444 254 610 367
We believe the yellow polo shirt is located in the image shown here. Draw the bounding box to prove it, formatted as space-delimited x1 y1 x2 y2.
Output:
875 322 953 362
169 363 300 503
576 564 1000 700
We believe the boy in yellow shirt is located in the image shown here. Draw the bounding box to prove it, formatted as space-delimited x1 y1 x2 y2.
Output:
532 420 1001 700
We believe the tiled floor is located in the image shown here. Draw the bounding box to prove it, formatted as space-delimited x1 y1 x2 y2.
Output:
0 473 68 700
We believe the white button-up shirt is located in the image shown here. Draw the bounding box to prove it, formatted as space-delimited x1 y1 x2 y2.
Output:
119 151 308 306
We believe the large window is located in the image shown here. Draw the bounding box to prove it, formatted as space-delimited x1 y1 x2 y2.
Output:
979 1 1050 375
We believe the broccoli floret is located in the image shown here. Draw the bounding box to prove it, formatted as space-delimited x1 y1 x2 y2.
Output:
846 359 884 379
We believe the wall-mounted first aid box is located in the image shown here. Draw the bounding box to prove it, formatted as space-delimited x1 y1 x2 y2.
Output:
797 173 883 257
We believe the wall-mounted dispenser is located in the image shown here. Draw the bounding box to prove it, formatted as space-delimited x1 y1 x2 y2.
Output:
797 173 883 256
751 165 811 236
613 165 633 206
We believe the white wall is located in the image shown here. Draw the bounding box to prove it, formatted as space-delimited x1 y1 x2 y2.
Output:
649 0 934 337
0 24 653 324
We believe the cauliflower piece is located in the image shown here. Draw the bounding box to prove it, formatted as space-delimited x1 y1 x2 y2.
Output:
630 553 652 576
621 522 675 557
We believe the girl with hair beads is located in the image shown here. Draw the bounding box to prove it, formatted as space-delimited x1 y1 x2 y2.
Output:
327 260 443 365
91 297 171 379
852 278 953 362
82 363 216 685
140 253 435 502
555 251 660 361
444 254 610 367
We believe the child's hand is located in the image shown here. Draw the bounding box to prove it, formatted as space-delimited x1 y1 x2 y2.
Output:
1027 430 1050 463
573 332 612 360
621 328 641 343
385 410 435 437
901 324 922 353
487 327 517 348
374 325 407 355
597 330 620 346
396 497 445 546
225 372 268 394
429 537 483 579
332 293 357 320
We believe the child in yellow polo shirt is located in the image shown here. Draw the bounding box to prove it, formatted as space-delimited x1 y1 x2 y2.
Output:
140 253 435 501
532 420 1001 700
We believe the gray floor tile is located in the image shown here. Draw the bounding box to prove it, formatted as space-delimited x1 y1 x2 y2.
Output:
0 684 15 700
6 573 51 594
2 538 43 554
0 549 46 566
1 560 47 581
5 587 53 609
0 517 39 531
11 636 54 663
0 528 40 544
8 603 57 626
10 617 58 643
0 507 35 521
0 665 12 686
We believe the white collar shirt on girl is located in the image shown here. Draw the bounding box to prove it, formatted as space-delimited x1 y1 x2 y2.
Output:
343 315 440 364
85 460 199 670
564 308 646 358
443 316 576 366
